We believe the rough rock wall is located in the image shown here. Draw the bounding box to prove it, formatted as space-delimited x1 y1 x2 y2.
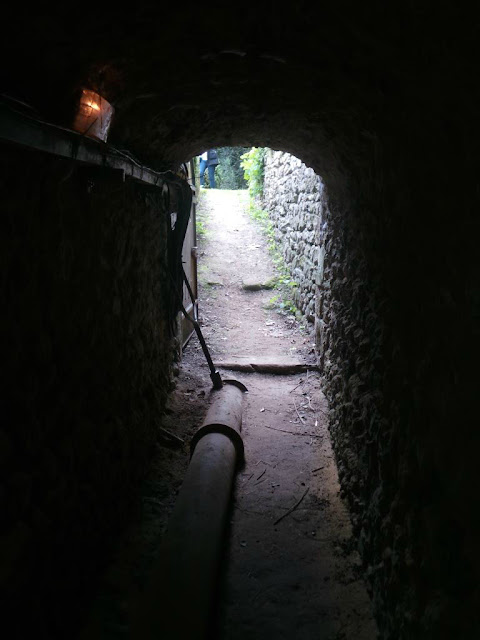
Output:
0 145 173 636
317 133 478 639
263 150 325 324
264 138 478 638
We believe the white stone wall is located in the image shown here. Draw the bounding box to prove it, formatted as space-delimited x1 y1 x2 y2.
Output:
263 150 326 324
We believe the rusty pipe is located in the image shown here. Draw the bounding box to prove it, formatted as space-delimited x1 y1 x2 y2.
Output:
131 380 246 639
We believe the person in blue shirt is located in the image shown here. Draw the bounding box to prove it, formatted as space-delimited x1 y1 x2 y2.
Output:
199 149 220 188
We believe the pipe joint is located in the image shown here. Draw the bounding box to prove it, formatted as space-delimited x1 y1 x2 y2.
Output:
190 379 247 464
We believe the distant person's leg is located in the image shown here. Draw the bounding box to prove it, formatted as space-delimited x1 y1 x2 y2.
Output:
199 159 207 186
208 164 216 188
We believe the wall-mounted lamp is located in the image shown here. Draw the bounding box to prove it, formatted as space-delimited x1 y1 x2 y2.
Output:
72 89 114 142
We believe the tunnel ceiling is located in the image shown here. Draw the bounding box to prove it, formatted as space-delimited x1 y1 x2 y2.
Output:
2 5 479 638
3 3 471 180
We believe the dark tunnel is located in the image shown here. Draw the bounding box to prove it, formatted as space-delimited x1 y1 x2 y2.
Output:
1 3 478 638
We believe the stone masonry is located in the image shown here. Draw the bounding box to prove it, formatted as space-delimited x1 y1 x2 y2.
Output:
263 150 326 327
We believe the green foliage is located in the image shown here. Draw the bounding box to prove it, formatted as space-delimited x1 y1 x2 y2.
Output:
215 147 249 189
195 188 209 238
242 150 299 317
240 147 266 198
196 217 207 238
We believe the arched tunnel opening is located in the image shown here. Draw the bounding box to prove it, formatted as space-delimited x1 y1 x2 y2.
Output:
1 4 478 639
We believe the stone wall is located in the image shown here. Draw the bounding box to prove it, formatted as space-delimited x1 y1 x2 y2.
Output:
0 145 174 637
4 5 480 638
263 150 326 324
263 143 478 638
316 123 478 637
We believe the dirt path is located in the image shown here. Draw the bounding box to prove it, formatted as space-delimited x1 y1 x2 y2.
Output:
193 189 378 639
195 189 308 361
79 189 378 640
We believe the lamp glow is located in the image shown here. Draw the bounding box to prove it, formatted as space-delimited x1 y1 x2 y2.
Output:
73 89 114 141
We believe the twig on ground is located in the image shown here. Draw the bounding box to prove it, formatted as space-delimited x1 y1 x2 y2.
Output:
289 378 304 393
258 424 324 438
236 506 268 516
255 459 275 467
253 458 277 467
312 466 325 473
256 469 266 481
242 473 254 485
274 487 310 525
158 428 184 447
293 398 306 424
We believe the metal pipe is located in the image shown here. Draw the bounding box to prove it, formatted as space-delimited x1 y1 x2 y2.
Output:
131 380 246 639
181 265 223 389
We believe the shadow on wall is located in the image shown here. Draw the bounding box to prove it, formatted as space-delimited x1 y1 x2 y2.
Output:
1 145 174 638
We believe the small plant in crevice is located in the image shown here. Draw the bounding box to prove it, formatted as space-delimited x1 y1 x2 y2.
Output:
230 146 303 320
195 189 210 240
247 202 300 318
196 217 208 239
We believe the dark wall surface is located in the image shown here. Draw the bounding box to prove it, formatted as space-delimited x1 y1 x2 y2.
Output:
2 3 479 638
0 146 173 637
